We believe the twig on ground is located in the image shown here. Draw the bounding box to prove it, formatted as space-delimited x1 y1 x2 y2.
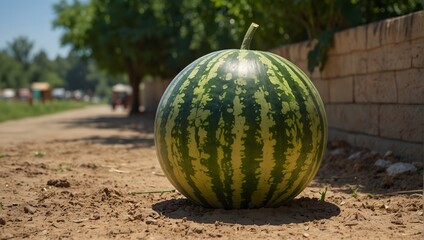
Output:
382 190 423 196
152 171 166 176
129 189 176 195
108 168 130 173
73 218 89 223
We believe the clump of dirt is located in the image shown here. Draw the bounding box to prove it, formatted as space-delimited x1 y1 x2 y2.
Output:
47 179 71 188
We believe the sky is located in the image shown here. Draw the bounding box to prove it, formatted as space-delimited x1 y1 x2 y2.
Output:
0 0 70 59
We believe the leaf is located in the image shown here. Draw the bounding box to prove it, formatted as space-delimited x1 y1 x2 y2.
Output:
307 30 336 73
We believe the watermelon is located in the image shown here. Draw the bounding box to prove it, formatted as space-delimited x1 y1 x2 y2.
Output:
154 23 327 209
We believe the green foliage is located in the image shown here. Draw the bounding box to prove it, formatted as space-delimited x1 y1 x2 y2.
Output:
30 50 64 87
211 0 423 72
7 36 34 70
351 186 359 198
0 50 27 89
320 186 329 202
33 151 46 158
307 30 336 72
0 152 10 158
0 41 121 100
53 0 170 113
50 0 423 109
0 101 92 122
86 62 127 99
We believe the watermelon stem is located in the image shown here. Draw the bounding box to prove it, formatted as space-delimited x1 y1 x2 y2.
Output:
240 22 259 50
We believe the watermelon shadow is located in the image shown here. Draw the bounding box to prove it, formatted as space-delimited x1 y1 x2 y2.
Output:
152 197 340 225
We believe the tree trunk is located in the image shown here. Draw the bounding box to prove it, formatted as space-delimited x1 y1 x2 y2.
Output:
129 75 141 115
125 56 142 115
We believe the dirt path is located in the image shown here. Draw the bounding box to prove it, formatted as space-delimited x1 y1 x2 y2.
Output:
0 105 141 146
0 105 422 239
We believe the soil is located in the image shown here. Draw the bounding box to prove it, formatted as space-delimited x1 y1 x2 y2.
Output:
0 105 422 240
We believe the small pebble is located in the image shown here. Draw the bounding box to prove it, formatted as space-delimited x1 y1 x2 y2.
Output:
89 213 100 220
145 217 156 225
386 163 417 176
375 159 392 168
24 206 36 214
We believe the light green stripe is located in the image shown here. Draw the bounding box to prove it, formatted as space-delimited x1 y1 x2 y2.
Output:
185 50 232 208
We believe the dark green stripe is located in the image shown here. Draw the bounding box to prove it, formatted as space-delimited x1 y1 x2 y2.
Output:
155 54 209 201
173 51 231 208
267 52 327 205
238 51 269 208
198 51 242 209
249 52 294 207
280 61 327 202
257 52 314 206
157 51 227 207
277 53 327 179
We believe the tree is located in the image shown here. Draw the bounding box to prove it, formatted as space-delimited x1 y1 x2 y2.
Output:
7 36 34 71
53 0 176 114
0 50 26 89
211 0 423 71
30 50 63 87
52 0 252 114
53 0 423 114
86 62 127 100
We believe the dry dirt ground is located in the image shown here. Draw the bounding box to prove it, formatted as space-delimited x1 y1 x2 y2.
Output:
0 105 422 240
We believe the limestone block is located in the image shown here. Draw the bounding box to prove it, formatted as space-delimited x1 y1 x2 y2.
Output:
411 10 424 40
367 22 382 49
312 79 329 103
382 43 412 71
333 30 351 54
368 44 412 73
396 69 424 104
322 55 353 78
350 51 368 74
288 43 301 62
333 25 367 53
367 47 384 73
381 13 413 45
350 25 367 51
412 38 424 68
329 76 353 103
326 104 379 135
379 104 424 142
355 72 397 103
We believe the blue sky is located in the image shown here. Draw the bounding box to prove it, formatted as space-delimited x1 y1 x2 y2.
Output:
0 0 70 59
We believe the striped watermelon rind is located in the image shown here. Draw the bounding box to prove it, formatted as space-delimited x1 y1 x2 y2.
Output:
154 23 327 209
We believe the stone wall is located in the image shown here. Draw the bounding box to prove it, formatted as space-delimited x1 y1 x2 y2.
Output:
271 11 424 161
139 78 171 113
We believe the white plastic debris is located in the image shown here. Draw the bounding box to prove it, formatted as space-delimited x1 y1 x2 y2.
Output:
329 148 345 156
383 150 394 158
347 151 363 160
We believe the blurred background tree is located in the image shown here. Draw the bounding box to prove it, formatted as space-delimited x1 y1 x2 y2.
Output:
1 0 422 112
52 0 422 113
